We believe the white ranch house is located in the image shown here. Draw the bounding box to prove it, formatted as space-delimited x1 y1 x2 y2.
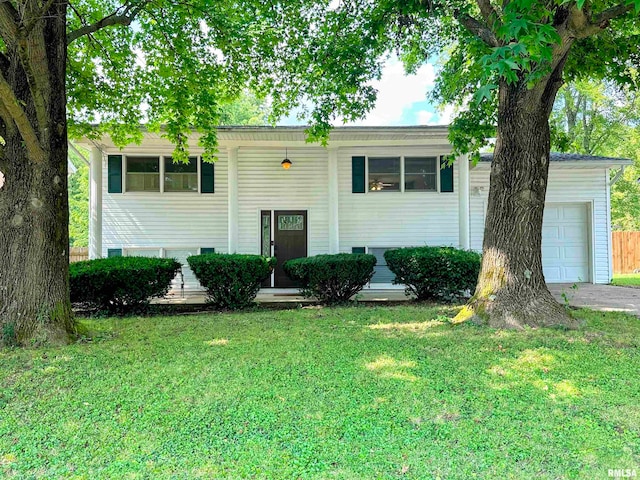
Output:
81 126 631 290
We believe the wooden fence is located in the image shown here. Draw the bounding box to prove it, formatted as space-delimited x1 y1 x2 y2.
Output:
612 231 640 274
69 247 88 263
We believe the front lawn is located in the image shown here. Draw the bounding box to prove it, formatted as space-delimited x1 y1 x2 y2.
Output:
612 273 640 287
1 306 639 479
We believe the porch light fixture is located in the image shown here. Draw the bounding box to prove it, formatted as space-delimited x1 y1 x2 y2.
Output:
281 148 292 170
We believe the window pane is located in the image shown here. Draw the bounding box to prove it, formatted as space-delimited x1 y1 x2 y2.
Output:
164 157 198 192
369 157 400 174
405 173 437 191
405 157 437 191
126 156 160 192
261 214 271 257
165 157 197 173
165 173 198 192
368 157 400 192
405 157 437 174
125 249 160 257
127 157 159 173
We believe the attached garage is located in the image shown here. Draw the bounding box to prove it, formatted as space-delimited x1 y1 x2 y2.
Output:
542 203 590 283
470 152 633 284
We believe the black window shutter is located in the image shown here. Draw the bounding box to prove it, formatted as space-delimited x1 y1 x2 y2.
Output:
352 156 366 193
352 247 366 254
107 155 122 193
107 248 122 257
200 248 215 254
440 156 454 193
201 159 215 193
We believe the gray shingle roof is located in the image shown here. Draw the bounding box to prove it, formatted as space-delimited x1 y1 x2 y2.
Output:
480 152 632 163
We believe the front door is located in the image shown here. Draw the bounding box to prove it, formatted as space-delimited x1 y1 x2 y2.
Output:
273 210 307 287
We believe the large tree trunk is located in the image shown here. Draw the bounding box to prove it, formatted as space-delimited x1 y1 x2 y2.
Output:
0 2 75 346
456 82 580 329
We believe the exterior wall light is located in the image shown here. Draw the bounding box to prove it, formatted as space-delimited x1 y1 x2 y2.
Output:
281 148 292 169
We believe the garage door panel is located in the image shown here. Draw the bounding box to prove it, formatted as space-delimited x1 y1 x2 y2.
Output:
543 266 562 283
542 203 589 283
560 205 587 221
564 248 586 260
542 246 561 260
562 225 586 241
544 207 561 221
543 226 561 240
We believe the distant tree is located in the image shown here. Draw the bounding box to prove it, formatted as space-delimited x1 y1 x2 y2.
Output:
551 81 640 230
68 148 89 248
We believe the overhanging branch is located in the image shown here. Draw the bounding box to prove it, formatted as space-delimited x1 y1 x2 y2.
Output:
573 1 637 38
0 71 45 163
593 2 636 25
67 1 150 44
476 0 500 26
456 12 500 47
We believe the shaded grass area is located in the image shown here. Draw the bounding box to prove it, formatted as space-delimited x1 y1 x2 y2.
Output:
1 306 639 479
612 274 640 287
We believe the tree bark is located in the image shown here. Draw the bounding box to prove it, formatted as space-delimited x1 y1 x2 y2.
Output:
456 82 580 329
0 1 75 346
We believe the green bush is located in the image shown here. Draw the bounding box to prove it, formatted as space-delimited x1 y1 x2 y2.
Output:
70 256 181 314
187 253 276 309
283 253 377 304
384 246 481 302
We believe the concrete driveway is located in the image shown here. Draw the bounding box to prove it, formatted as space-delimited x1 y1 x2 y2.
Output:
549 283 640 316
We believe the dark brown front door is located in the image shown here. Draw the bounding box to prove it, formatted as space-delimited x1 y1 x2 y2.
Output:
273 210 307 287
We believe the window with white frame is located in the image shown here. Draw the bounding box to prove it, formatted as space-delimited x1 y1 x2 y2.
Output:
164 157 198 192
404 157 437 191
367 156 438 193
126 156 160 192
368 157 401 192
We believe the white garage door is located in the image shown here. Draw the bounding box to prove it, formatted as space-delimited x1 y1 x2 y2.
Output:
542 203 590 283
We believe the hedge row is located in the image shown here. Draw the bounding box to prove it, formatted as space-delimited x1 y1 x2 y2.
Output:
188 253 275 309
69 246 480 314
385 246 481 301
70 256 181 314
283 253 376 304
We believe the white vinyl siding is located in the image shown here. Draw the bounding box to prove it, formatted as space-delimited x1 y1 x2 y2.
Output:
469 165 610 284
339 147 458 252
236 147 329 256
102 150 229 273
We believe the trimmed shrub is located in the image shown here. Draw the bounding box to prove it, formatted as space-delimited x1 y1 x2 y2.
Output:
384 246 481 302
283 253 377 304
187 253 276 309
70 256 181 314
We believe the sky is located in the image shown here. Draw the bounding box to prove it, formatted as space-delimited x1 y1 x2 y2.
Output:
281 56 454 127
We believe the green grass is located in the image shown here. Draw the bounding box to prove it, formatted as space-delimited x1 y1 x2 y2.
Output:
612 273 640 287
1 306 639 479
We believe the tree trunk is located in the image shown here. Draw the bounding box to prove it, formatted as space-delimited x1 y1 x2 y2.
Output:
456 82 580 329
0 2 75 346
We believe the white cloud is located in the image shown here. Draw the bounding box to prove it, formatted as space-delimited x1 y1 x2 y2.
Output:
428 104 455 126
416 110 435 125
346 57 436 126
